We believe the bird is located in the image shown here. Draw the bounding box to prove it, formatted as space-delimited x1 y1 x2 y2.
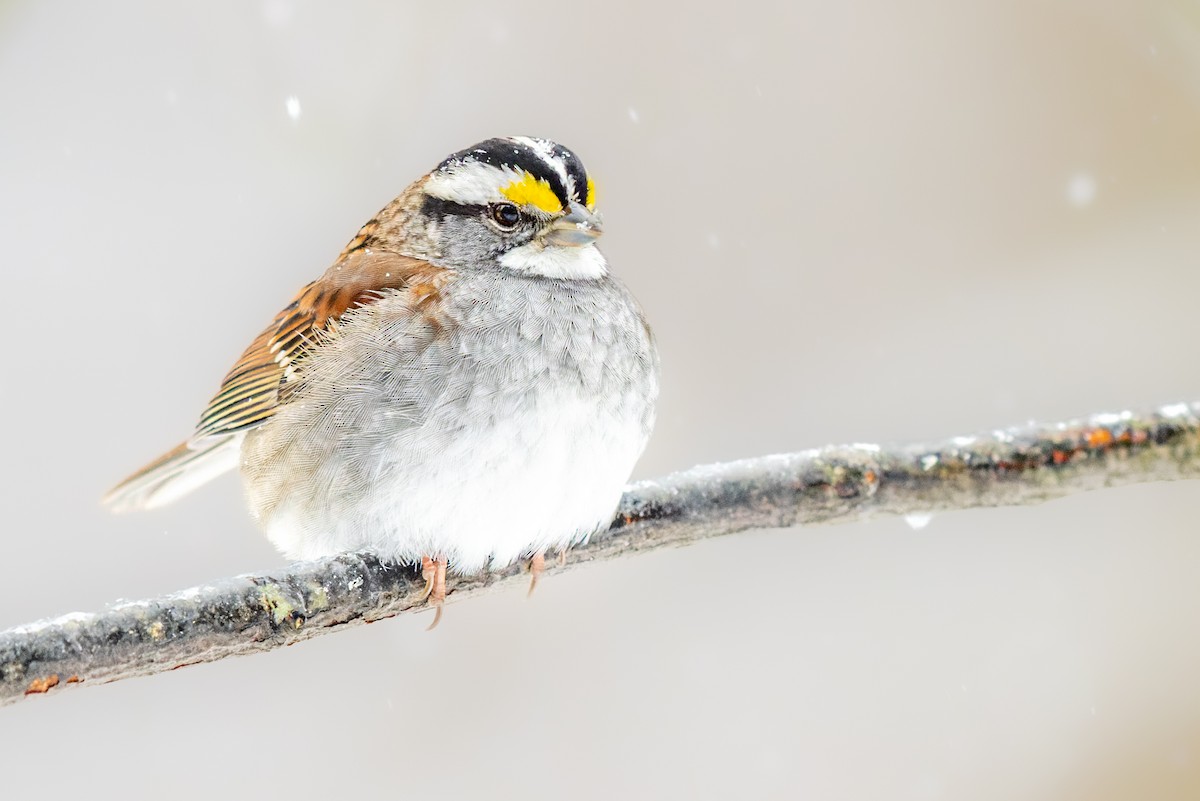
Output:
104 136 660 619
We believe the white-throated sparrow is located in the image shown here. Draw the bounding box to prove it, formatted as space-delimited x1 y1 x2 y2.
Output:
105 137 660 611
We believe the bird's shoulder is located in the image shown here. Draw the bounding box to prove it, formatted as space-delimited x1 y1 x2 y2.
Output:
194 249 452 439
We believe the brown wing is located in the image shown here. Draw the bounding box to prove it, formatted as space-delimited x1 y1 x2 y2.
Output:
194 249 447 439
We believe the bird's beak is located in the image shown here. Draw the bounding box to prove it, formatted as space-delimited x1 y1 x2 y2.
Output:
543 202 604 247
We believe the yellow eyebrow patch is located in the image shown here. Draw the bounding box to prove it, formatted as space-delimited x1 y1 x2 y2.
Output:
500 171 563 214
586 177 596 210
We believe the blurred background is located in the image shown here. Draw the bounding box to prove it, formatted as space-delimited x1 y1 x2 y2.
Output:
2 1 1200 798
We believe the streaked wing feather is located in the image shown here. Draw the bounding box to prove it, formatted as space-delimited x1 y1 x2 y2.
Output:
194 250 442 439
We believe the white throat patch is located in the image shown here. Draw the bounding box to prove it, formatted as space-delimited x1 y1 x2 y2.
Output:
499 242 608 280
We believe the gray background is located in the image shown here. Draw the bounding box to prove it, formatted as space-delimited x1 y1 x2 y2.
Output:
2 1 1200 798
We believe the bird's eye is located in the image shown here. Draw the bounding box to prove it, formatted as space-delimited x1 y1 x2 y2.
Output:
489 202 521 230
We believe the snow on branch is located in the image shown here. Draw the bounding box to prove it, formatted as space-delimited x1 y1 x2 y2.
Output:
3 401 1200 706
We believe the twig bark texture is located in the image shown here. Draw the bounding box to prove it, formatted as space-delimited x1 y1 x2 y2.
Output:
4 401 1200 706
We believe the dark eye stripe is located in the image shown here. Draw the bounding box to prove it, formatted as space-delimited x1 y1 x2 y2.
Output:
421 195 484 220
436 137 587 210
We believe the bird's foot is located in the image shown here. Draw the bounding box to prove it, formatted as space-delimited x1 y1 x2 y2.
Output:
527 551 546 598
420 555 448 630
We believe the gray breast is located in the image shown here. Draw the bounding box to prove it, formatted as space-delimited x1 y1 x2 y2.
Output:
240 269 659 535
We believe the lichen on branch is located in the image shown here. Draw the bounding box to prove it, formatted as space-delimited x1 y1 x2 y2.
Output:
3 401 1199 707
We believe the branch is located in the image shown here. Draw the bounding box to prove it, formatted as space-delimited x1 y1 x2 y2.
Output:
4 401 1200 706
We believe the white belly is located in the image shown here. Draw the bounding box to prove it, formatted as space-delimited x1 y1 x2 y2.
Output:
257 388 646 573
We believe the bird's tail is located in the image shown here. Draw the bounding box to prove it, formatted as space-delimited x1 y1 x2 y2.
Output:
103 435 242 512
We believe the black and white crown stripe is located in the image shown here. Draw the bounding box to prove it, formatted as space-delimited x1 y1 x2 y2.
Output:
426 137 590 210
